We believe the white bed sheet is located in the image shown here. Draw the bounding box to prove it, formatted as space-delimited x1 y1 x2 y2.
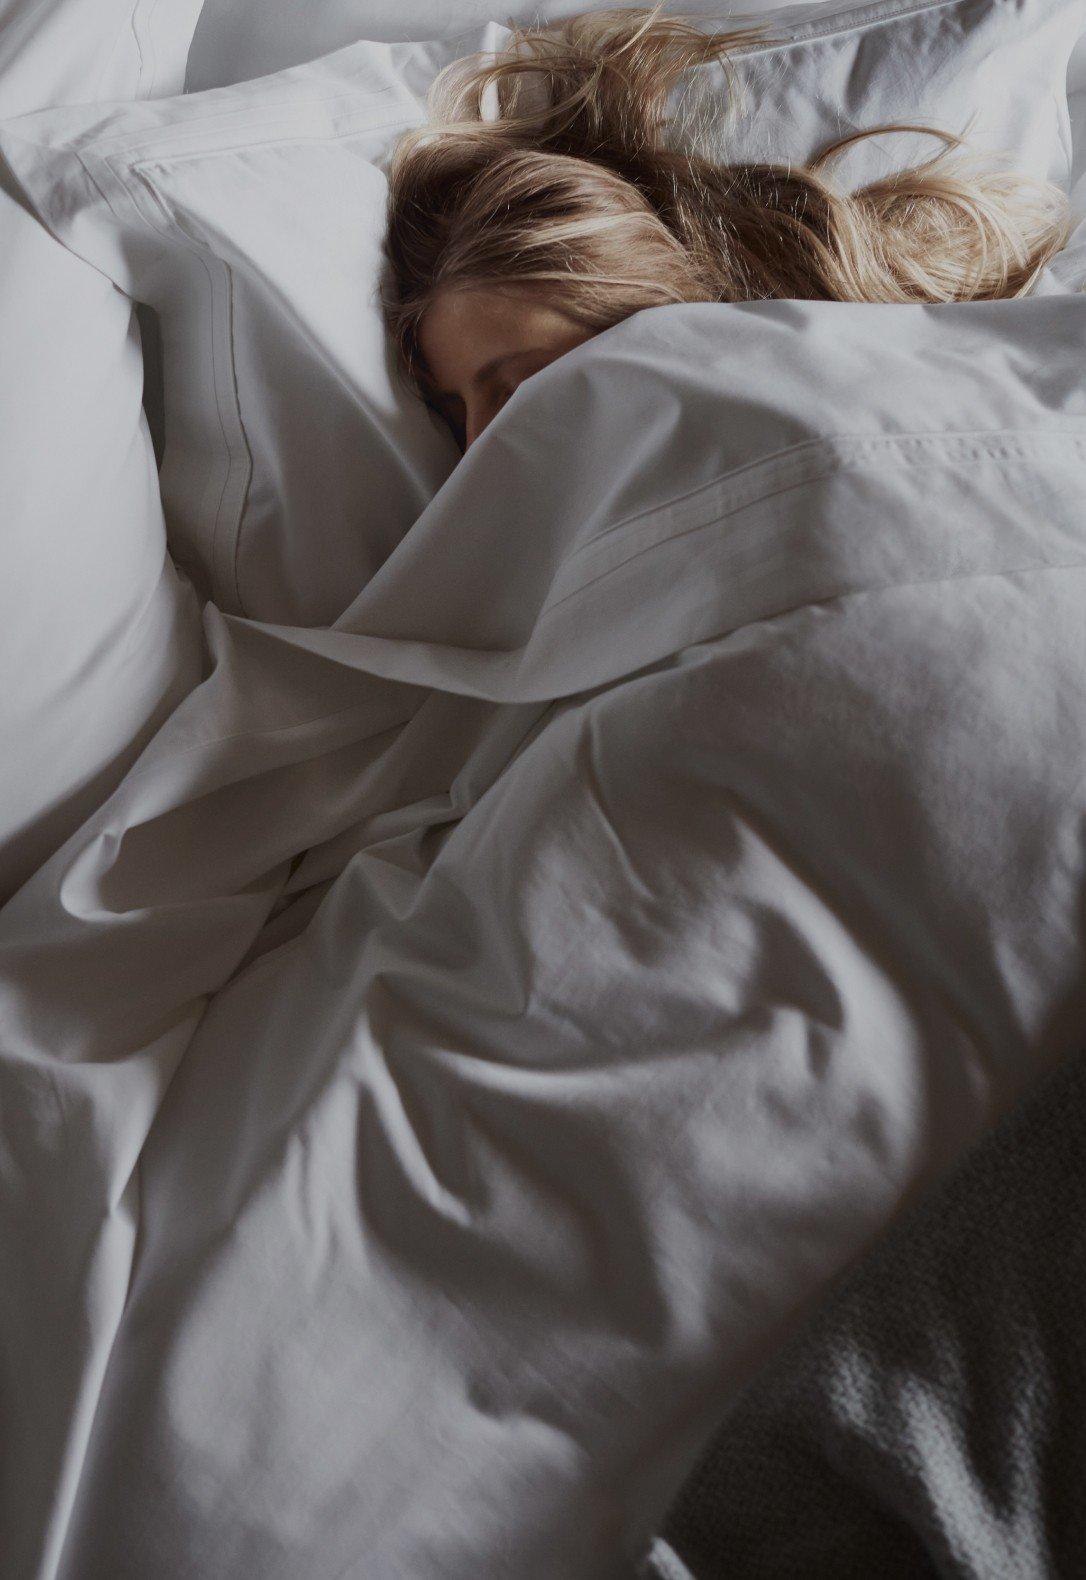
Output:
2 293 1085 1579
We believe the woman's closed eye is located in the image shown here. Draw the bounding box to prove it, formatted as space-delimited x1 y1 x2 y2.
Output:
430 391 466 449
478 376 518 423
434 382 513 452
417 294 598 453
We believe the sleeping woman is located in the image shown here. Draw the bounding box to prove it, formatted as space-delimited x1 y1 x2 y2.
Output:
381 5 1070 452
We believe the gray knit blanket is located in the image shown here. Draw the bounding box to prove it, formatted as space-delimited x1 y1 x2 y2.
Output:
641 1048 1086 1580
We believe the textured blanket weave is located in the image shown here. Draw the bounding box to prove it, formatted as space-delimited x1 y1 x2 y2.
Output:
647 1048 1086 1579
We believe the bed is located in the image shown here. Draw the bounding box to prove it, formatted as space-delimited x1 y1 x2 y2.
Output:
1 3 1085 1577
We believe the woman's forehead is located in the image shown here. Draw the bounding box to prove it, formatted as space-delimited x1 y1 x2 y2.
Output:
418 286 588 391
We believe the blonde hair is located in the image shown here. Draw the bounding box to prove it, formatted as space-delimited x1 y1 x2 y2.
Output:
383 7 1069 395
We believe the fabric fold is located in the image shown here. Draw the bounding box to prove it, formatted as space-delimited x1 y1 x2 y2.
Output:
3 296 1086 1579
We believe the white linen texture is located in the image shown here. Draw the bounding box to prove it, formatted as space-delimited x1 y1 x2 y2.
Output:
0 0 207 898
0 183 204 900
0 0 204 117
2 294 1085 1579
1 0 1080 626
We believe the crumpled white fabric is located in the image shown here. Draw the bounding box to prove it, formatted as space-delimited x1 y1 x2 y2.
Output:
2 297 1086 1580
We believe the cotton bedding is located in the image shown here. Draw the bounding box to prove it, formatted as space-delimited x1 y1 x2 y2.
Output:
183 0 1086 227
0 0 202 117
0 0 207 901
2 291 1086 1578
0 175 204 900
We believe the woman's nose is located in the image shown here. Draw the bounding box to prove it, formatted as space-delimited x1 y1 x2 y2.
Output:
463 387 509 450
463 403 486 451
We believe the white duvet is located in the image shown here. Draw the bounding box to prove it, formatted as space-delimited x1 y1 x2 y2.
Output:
3 295 1086 1579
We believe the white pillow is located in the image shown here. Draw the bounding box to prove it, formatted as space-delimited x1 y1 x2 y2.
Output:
0 31 495 626
187 0 1086 193
0 191 205 899
0 0 204 115
2 0 1079 627
723 0 1080 183
179 0 891 88
0 0 207 898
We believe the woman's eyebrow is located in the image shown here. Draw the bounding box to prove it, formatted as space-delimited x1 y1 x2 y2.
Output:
433 348 544 403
